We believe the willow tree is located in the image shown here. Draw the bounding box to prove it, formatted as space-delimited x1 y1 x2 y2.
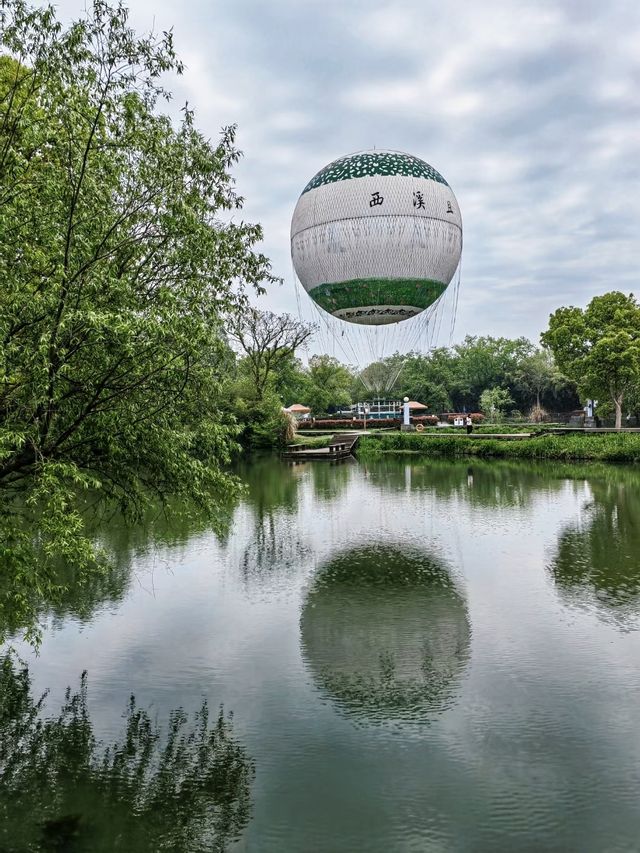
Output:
0 0 276 640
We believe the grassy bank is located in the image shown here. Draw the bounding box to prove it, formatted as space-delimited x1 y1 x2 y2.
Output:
358 431 640 463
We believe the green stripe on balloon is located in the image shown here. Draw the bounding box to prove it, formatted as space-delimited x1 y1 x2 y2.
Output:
302 152 449 194
308 278 448 313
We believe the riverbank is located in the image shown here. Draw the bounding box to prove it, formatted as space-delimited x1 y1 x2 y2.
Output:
358 431 640 463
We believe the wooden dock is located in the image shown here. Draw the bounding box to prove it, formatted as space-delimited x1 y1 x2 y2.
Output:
282 433 361 461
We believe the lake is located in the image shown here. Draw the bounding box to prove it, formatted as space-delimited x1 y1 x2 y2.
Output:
4 456 640 852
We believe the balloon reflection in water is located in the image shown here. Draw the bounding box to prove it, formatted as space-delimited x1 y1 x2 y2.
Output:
300 544 470 723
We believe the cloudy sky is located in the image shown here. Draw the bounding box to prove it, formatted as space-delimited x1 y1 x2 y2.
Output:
56 0 640 350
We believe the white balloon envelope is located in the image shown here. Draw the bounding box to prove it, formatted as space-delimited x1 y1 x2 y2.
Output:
291 150 463 326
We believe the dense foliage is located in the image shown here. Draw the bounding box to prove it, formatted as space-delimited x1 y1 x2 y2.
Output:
0 0 275 640
371 337 578 416
271 336 578 418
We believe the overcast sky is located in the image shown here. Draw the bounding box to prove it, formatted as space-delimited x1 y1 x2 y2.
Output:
55 0 640 349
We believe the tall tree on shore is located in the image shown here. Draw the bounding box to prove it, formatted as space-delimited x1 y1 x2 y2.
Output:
0 0 276 640
395 349 455 411
452 335 534 411
228 309 315 401
541 292 640 429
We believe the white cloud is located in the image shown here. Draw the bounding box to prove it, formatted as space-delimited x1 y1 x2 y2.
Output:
49 0 640 352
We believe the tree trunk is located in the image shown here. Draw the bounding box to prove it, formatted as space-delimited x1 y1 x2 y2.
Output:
614 395 623 429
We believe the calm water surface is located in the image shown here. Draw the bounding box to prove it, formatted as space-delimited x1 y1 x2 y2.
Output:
6 457 640 852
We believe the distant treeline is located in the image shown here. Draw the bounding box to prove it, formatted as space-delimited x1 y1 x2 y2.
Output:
257 336 580 421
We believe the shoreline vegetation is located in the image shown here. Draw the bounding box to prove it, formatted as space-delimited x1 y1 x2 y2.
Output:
356 430 640 463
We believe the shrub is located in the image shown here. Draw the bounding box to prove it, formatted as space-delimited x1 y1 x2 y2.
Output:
358 431 640 462
411 415 439 425
237 393 290 449
479 387 515 421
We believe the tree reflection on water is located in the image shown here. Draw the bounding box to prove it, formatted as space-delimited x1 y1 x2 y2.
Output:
0 492 238 645
549 470 640 629
362 457 569 508
0 657 253 852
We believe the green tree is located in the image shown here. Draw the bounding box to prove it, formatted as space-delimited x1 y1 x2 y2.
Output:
232 386 294 450
354 336 584 416
353 350 455 411
624 384 640 426
305 355 353 415
271 352 309 407
513 347 578 415
0 0 276 640
227 308 315 401
397 350 455 411
542 292 640 429
452 336 534 411
479 387 514 421
355 360 396 399
515 349 556 409
226 310 314 449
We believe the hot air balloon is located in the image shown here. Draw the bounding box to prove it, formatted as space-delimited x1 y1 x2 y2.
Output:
291 150 462 327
